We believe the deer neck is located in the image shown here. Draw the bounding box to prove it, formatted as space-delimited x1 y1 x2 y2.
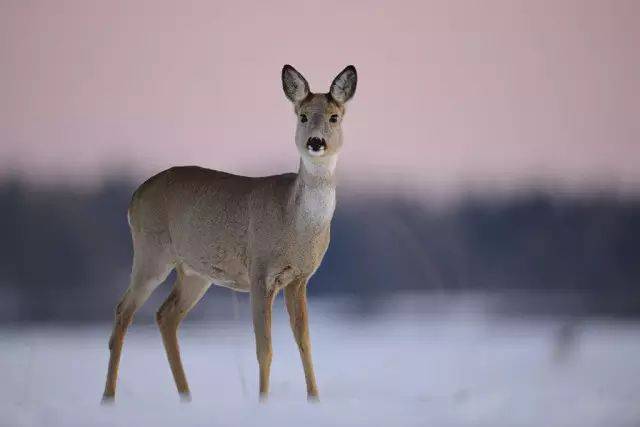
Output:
292 156 337 229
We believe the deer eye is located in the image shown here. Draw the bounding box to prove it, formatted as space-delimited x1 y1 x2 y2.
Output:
300 114 308 123
329 114 339 123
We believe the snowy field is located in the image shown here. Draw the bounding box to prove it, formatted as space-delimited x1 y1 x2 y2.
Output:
1 296 640 427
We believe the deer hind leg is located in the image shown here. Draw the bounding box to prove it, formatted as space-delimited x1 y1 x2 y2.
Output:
103 238 173 402
284 278 319 400
156 265 211 400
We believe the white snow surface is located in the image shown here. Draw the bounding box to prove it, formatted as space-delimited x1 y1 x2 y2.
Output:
1 297 639 427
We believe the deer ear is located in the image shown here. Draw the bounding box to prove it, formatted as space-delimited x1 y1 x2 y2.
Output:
330 65 357 103
282 65 310 103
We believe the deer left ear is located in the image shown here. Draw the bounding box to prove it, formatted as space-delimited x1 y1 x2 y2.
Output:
282 65 310 103
330 65 357 104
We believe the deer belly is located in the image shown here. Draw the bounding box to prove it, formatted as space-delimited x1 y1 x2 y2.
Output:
209 267 250 292
181 261 250 292
211 278 250 292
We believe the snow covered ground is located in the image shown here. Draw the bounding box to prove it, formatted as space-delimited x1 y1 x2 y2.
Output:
1 296 640 427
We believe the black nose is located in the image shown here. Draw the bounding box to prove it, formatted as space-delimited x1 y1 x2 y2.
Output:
306 137 327 152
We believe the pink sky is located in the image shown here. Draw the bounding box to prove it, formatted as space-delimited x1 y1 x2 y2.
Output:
1 0 639 195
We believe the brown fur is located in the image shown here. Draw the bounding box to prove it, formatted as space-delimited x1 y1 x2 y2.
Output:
102 65 356 402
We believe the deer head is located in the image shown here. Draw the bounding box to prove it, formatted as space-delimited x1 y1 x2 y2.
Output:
282 65 357 173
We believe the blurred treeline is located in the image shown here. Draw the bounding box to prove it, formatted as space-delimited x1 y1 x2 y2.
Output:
0 178 639 322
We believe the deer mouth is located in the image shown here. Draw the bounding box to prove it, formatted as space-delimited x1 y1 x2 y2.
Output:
306 138 327 156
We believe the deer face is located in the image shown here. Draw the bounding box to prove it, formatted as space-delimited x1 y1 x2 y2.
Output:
282 65 357 164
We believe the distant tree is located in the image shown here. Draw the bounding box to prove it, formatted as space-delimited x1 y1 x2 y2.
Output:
0 180 638 321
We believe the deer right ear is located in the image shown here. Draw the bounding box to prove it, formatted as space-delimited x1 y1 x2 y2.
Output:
330 65 357 104
282 65 310 103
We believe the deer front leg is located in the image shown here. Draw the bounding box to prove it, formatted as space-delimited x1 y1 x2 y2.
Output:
251 279 276 401
284 278 319 400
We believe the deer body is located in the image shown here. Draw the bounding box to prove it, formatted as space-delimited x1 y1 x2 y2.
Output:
129 162 333 293
103 65 357 402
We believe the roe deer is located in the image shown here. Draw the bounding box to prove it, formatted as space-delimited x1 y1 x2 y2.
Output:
102 65 357 402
